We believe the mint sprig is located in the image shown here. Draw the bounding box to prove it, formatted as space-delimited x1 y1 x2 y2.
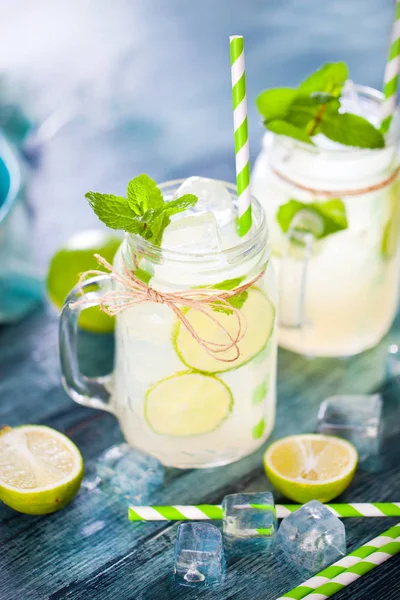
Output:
85 175 198 246
256 62 385 149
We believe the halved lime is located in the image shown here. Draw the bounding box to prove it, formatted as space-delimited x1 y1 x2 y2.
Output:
0 425 84 515
47 229 121 333
264 434 358 503
145 372 233 436
174 288 275 373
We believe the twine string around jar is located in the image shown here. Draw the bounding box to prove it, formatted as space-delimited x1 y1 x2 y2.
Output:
71 254 266 363
271 164 400 197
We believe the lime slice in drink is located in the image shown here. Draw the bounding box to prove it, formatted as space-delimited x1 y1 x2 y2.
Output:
381 181 400 260
47 230 121 333
264 434 358 503
145 372 233 436
174 288 275 373
0 425 84 515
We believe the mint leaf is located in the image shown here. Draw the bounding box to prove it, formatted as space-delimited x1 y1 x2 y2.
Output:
210 302 234 315
163 194 198 217
320 112 384 148
130 174 164 211
255 88 297 121
267 120 314 145
143 211 171 246
141 209 157 224
127 179 149 214
277 198 348 240
289 95 342 137
228 290 248 310
210 276 248 314
140 193 197 245
309 92 339 104
212 276 245 290
298 62 348 96
85 192 143 232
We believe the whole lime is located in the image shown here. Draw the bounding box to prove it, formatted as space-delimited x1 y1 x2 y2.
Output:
47 230 121 333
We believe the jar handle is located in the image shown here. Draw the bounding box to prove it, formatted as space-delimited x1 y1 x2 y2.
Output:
278 211 320 328
59 275 115 414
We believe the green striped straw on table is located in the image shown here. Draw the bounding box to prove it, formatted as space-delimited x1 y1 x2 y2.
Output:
277 522 400 600
381 0 400 133
128 503 400 521
230 35 252 236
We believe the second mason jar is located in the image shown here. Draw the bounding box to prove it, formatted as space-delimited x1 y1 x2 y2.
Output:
252 85 400 358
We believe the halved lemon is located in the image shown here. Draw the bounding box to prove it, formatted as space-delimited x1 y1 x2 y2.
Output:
0 425 84 515
145 372 233 436
174 288 275 373
264 434 358 503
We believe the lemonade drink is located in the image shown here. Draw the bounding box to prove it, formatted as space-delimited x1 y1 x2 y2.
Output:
252 85 400 357
112 179 277 468
60 177 277 469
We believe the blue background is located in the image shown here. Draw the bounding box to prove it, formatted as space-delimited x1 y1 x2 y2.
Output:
0 0 395 266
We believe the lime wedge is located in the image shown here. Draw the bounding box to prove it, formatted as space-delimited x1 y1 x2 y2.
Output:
264 434 358 503
47 229 121 333
145 372 233 436
381 180 400 260
174 288 275 373
0 425 84 515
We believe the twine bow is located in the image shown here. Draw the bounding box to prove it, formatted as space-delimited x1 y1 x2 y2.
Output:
72 254 265 363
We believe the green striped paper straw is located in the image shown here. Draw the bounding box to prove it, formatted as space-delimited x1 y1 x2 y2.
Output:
277 523 400 600
230 35 252 236
128 502 400 521
381 0 400 133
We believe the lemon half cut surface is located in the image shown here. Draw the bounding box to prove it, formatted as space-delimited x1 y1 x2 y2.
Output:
264 434 358 503
0 425 84 515
145 372 233 436
174 288 275 373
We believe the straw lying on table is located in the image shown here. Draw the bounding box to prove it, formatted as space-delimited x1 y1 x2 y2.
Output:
277 523 400 600
128 502 400 521
230 35 252 236
381 0 400 133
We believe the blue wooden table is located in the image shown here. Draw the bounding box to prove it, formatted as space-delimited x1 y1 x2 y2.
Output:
1 1 400 598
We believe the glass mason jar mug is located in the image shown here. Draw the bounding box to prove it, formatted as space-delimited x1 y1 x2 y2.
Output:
252 85 400 357
59 180 277 468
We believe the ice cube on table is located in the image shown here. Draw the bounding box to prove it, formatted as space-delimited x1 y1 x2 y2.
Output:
317 394 382 462
174 523 225 589
276 500 346 575
95 444 165 504
162 212 222 253
222 492 277 554
174 176 235 227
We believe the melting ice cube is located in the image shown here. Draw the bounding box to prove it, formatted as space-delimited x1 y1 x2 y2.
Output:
317 394 382 463
162 212 222 253
174 522 225 588
174 176 235 227
95 444 164 504
222 491 277 554
276 500 346 574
